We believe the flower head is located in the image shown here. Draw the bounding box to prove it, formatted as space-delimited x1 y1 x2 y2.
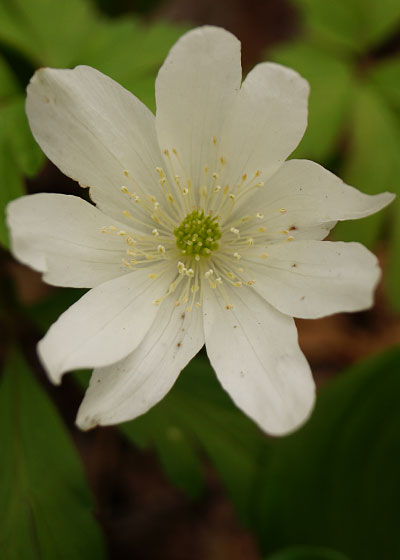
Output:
7 27 394 435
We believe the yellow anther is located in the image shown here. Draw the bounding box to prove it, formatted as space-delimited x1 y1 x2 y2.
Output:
258 227 266 233
247 280 256 286
149 273 156 279
246 238 254 247
121 186 129 194
213 136 217 146
234 281 242 287
256 212 264 219
152 229 159 236
233 252 241 260
223 184 229 195
157 245 166 254
123 170 129 177
260 253 268 259
279 208 287 214
287 236 294 241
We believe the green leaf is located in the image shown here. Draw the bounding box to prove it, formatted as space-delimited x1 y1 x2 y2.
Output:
0 0 95 66
370 57 400 112
255 346 400 560
269 42 353 162
0 350 105 559
294 0 400 53
0 141 24 247
266 545 350 560
334 83 400 247
1 96 44 177
121 356 267 519
75 17 186 111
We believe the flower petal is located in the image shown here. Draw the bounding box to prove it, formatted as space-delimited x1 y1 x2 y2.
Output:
250 240 380 319
237 159 395 240
76 297 204 429
26 65 164 223
155 26 242 193
220 63 309 191
7 193 129 288
38 266 176 384
203 284 315 436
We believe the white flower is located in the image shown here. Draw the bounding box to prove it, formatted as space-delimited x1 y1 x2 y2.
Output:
7 26 394 436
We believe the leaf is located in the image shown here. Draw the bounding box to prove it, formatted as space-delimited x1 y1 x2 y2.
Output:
75 17 186 111
0 0 95 66
254 347 400 560
294 0 400 53
0 55 44 247
121 356 267 520
0 350 106 559
266 545 350 560
334 83 400 248
269 42 353 162
371 57 400 112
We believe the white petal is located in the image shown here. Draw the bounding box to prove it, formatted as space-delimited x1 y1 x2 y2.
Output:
38 266 176 384
26 65 165 224
76 297 204 429
237 159 395 240
155 26 241 194
220 63 309 192
7 193 129 288
203 284 315 436
250 240 380 319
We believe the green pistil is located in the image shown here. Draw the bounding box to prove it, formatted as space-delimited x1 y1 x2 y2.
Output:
174 209 221 257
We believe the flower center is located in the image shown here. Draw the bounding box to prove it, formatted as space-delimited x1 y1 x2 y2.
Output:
174 209 221 258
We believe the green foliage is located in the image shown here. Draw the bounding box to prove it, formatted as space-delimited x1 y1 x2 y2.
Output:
294 0 400 52
254 347 400 560
269 0 400 308
0 0 186 248
0 54 44 246
122 356 267 520
0 350 105 559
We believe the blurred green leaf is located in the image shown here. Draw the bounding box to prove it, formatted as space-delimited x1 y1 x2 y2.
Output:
0 350 105 559
0 55 44 247
254 346 400 560
371 57 400 112
334 84 400 248
294 0 400 53
122 356 267 519
266 545 350 560
0 0 95 66
0 142 24 247
270 43 353 161
76 18 186 111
